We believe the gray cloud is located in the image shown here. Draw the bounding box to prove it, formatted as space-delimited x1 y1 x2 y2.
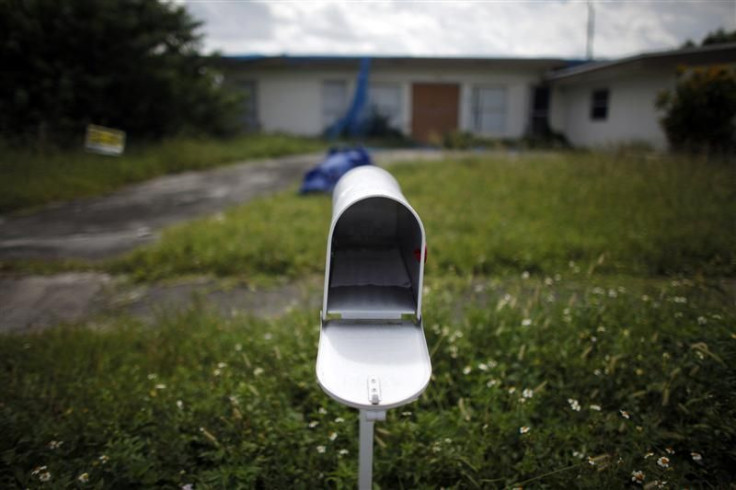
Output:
184 0 736 59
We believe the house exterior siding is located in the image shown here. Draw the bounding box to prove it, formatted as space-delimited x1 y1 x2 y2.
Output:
222 59 560 139
549 67 675 149
219 44 736 149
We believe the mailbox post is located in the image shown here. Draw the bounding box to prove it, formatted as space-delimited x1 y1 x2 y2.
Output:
316 166 431 489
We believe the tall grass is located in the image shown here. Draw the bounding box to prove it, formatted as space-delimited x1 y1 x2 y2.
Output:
0 134 325 213
0 277 733 488
110 152 736 282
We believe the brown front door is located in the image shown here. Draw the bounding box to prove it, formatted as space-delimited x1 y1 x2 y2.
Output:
411 83 460 143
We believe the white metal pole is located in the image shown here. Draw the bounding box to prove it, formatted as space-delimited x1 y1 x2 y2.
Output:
358 410 374 490
359 410 386 490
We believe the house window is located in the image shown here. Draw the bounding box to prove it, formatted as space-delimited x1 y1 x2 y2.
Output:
239 81 259 131
590 89 609 121
472 86 507 134
368 83 402 129
322 80 348 129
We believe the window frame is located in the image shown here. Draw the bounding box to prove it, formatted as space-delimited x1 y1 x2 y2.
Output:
590 88 610 121
368 82 403 130
472 85 507 134
322 80 349 130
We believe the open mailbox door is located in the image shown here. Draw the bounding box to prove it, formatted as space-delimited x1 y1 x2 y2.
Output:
316 166 431 410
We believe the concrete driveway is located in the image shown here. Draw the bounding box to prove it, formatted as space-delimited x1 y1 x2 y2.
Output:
0 153 323 260
0 149 453 332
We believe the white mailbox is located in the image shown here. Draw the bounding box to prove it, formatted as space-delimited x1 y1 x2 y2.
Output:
316 165 432 410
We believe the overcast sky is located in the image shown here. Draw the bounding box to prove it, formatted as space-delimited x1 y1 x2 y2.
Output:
182 0 736 60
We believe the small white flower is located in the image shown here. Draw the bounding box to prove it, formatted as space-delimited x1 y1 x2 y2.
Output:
401 411 412 417
31 466 47 476
338 449 349 456
572 450 585 459
329 432 338 441
544 277 553 286
589 404 601 411
176 400 184 410
486 379 499 388
334 417 345 423
316 445 326 454
568 398 581 411
508 387 517 395
47 440 63 450
608 289 617 298
462 366 472 375
521 271 530 279
620 410 630 419
521 318 532 327
99 455 109 464
147 373 157 380
213 369 222 376
78 472 90 483
522 388 533 399
318 407 327 415
253 367 264 376
657 456 670 468
644 452 654 459
39 471 51 482
665 447 675 455
229 395 240 406
641 295 650 302
697 316 707 325
477 363 488 371
181 484 193 490
155 384 166 390
217 362 227 369
308 421 319 428
673 296 687 304
519 426 530 434
691 451 703 462
631 470 645 484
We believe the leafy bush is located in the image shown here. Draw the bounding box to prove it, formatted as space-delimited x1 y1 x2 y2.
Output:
656 66 736 155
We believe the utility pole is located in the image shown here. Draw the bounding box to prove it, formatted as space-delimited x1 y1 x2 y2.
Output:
586 0 595 60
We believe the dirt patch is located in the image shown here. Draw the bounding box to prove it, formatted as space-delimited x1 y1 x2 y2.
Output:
0 274 323 334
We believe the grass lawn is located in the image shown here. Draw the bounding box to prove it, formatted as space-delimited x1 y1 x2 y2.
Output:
0 134 325 213
1 152 735 488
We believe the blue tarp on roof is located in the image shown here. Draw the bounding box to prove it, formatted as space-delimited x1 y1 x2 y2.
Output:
299 147 373 194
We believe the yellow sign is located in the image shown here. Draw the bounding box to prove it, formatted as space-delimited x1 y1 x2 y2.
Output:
85 124 126 156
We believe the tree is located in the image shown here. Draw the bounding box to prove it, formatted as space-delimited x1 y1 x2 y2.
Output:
682 28 736 49
0 0 241 146
656 66 736 154
701 29 736 46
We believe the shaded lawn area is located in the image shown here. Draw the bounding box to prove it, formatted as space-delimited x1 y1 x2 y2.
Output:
0 134 325 213
110 152 735 282
1 151 735 488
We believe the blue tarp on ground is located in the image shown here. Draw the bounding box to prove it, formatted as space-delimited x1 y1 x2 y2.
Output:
299 147 373 194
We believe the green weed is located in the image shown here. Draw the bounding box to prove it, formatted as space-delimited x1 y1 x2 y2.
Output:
1 278 733 488
111 152 736 282
0 134 325 213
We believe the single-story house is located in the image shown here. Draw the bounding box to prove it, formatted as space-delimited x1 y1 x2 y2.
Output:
218 42 736 149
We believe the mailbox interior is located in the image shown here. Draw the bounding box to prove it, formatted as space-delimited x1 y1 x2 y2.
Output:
326 196 424 320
